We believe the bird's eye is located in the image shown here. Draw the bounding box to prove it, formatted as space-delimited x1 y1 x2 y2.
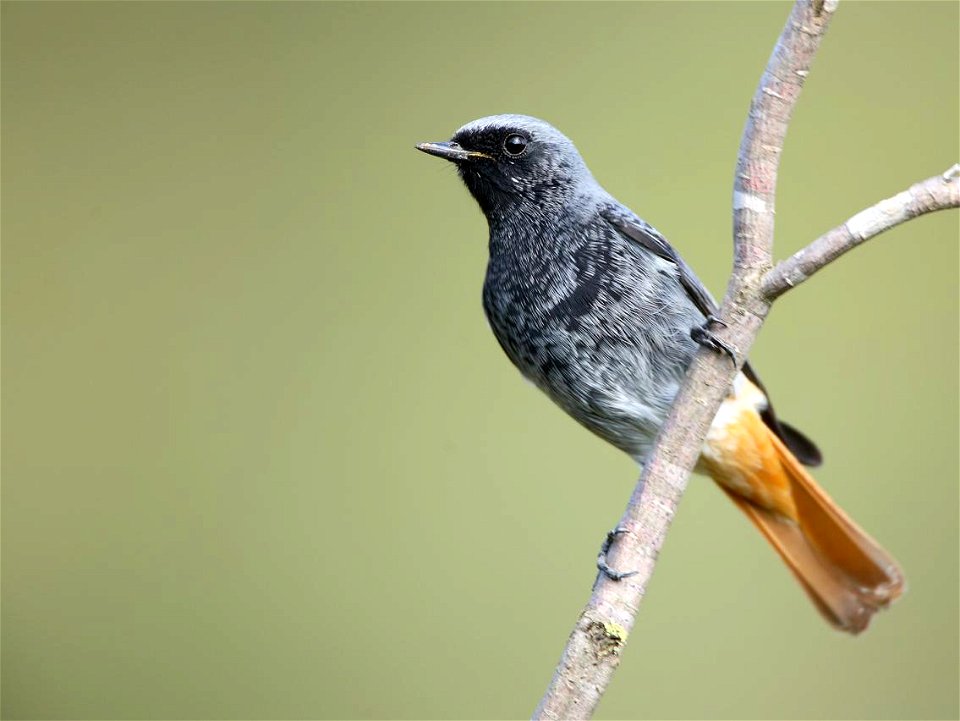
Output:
503 134 528 156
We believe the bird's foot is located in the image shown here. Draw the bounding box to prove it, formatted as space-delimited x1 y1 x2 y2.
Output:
691 315 737 365
596 527 638 582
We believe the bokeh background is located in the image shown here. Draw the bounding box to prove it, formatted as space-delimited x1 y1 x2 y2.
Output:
3 2 957 719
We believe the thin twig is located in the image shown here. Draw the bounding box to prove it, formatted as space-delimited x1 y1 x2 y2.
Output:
531 1 836 718
763 165 960 299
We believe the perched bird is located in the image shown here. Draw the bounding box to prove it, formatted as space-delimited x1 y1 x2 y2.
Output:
416 115 904 633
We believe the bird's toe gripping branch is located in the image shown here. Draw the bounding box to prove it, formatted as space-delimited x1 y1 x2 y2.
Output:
596 527 639 582
691 315 738 365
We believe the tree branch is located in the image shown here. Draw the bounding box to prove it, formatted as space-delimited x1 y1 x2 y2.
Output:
763 164 960 299
532 1 837 718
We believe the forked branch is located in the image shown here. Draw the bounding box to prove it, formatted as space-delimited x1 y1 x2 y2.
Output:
763 165 960 299
532 1 957 719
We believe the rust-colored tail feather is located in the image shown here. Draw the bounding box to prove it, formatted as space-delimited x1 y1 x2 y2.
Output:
716 433 905 634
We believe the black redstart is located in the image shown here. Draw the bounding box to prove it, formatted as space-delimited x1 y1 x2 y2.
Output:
417 115 903 633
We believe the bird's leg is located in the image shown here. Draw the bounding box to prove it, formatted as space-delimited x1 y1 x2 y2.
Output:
691 314 737 365
596 526 638 582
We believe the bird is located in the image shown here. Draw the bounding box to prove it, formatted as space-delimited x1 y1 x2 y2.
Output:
416 114 904 634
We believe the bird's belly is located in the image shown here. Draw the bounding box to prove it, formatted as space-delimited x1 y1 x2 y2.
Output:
490 312 695 460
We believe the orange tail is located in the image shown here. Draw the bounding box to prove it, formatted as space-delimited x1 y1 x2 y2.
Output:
701 385 905 634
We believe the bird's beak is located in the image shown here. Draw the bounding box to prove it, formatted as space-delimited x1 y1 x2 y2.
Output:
416 141 492 162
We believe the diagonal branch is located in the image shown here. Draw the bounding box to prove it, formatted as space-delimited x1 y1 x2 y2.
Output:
532 1 837 719
763 164 960 299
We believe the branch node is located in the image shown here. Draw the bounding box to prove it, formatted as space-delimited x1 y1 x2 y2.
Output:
586 619 628 660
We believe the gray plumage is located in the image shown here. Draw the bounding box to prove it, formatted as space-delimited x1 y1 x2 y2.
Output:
417 114 820 466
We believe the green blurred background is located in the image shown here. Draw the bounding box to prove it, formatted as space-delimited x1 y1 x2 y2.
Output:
2 2 957 719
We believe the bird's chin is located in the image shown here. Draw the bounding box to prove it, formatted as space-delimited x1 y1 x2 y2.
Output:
456 167 499 213
456 164 480 184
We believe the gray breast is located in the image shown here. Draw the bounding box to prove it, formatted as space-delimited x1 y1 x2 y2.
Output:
481 216 702 459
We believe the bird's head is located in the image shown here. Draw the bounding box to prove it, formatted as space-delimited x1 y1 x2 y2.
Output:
416 115 595 218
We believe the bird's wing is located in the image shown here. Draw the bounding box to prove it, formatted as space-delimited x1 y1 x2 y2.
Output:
601 206 720 320
601 204 823 467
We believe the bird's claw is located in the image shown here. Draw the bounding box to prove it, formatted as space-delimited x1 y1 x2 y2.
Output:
691 316 737 365
597 526 639 582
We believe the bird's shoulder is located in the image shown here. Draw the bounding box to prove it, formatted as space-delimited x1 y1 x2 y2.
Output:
596 199 719 318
